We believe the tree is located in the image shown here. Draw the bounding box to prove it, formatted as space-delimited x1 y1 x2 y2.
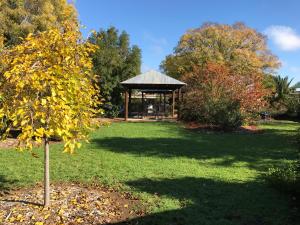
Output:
181 62 268 129
161 23 279 125
0 27 100 207
88 27 141 116
161 22 280 79
0 0 77 47
271 75 293 104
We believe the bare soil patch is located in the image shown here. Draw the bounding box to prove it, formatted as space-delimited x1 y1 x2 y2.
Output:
184 121 262 133
0 183 144 224
0 138 19 149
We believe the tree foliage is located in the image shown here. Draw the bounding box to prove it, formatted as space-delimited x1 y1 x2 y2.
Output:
161 22 280 79
161 23 279 126
0 0 77 47
88 27 141 116
271 75 293 104
0 27 99 153
181 63 268 129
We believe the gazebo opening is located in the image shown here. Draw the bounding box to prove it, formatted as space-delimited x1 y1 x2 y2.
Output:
121 70 186 121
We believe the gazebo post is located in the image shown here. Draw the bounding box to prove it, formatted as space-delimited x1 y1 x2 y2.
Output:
177 88 182 120
163 93 166 116
124 90 128 121
159 93 162 118
141 92 144 118
128 89 132 117
172 90 175 118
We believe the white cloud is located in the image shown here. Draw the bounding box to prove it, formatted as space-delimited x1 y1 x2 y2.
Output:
264 26 300 51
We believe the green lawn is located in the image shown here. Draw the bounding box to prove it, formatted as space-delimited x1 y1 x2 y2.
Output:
0 120 299 225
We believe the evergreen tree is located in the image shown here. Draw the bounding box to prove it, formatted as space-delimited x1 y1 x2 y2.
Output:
88 27 141 116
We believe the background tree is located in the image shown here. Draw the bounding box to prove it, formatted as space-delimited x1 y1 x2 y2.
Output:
88 27 141 117
269 75 300 119
161 22 280 80
271 75 293 104
0 0 77 47
161 22 278 126
0 27 99 207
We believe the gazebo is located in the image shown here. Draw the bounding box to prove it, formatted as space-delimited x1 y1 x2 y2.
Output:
121 70 186 121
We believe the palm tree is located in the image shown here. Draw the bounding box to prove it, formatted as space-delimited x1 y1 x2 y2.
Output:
272 75 293 103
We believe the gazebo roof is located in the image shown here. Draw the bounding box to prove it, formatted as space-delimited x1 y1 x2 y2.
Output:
121 70 186 90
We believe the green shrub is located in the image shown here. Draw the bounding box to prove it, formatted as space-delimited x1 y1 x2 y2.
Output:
266 162 299 193
266 128 300 202
181 97 243 130
210 100 243 130
286 95 300 118
103 104 120 118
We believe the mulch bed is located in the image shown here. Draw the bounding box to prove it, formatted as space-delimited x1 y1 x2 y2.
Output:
0 183 144 224
184 121 262 134
0 138 19 149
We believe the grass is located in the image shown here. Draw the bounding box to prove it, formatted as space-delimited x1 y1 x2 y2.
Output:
0 120 299 225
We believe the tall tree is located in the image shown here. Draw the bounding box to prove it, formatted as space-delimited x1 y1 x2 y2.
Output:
161 23 279 126
0 0 77 47
161 22 280 79
0 27 99 207
88 27 141 116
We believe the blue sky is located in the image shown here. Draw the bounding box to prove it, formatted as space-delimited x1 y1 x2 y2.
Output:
75 0 300 84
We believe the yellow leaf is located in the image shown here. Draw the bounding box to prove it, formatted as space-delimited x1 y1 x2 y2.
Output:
76 142 82 148
35 127 44 137
41 99 47 106
35 222 44 225
76 218 84 223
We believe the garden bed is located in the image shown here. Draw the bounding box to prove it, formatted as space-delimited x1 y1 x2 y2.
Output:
0 183 144 224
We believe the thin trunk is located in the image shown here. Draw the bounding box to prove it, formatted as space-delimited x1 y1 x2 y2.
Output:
44 137 50 207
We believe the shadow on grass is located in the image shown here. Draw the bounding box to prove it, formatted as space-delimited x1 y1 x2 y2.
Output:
0 175 16 193
0 175 42 206
92 127 297 172
105 177 294 225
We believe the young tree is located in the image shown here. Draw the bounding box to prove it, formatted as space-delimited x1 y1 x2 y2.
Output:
0 27 100 207
0 0 77 47
88 27 141 116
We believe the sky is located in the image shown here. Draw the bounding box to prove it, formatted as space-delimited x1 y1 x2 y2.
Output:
75 0 300 84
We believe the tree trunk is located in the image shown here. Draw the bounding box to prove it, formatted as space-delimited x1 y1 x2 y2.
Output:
44 137 50 207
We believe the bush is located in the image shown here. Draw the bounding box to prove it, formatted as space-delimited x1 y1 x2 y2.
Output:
181 97 243 130
103 104 120 118
179 62 267 130
266 162 299 194
266 128 300 206
210 100 243 130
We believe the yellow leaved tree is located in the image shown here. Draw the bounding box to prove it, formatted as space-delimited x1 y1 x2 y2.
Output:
0 26 100 207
